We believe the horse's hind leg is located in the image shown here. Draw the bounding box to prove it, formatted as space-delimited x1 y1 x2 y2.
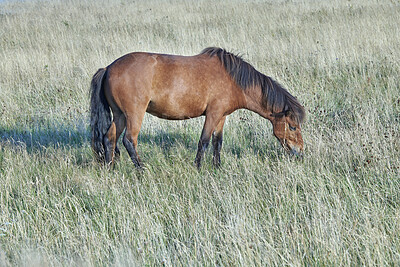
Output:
123 109 146 168
113 111 127 161
104 111 126 166
104 122 117 166
212 116 226 167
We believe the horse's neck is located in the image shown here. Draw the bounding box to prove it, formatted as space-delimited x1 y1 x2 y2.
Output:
243 86 273 121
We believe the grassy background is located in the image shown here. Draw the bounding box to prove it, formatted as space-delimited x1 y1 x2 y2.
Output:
1 0 400 265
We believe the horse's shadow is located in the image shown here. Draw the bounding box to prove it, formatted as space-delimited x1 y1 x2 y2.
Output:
0 124 88 150
139 131 197 153
0 123 198 156
0 122 277 164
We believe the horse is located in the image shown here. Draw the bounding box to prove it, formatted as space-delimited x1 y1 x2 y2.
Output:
90 47 305 169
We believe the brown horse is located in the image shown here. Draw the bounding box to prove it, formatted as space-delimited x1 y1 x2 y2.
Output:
90 47 305 169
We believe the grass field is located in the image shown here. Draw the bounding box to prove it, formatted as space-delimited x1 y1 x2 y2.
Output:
1 0 400 265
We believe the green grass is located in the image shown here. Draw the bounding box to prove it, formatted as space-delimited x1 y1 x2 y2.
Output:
1 0 400 265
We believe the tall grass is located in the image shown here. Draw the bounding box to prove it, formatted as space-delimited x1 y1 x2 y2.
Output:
0 0 399 265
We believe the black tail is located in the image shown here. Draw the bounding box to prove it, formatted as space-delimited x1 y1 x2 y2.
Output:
90 68 111 161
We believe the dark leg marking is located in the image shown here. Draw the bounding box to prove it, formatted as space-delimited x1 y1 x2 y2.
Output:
114 145 121 161
123 134 141 168
212 133 223 167
103 136 113 165
195 138 210 169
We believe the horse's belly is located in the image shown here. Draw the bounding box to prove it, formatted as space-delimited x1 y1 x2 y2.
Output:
146 99 206 120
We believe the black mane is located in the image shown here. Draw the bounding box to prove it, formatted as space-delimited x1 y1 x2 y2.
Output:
200 47 305 124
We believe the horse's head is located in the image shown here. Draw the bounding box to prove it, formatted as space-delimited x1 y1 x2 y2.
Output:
271 110 303 156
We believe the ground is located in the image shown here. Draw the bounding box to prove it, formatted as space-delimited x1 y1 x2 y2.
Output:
0 0 399 265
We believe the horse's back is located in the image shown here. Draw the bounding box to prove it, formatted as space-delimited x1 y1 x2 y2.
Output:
105 51 244 120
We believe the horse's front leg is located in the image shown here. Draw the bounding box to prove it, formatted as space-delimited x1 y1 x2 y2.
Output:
195 113 223 169
195 137 210 169
212 116 226 167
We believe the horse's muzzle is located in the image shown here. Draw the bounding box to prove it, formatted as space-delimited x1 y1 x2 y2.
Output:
290 147 303 158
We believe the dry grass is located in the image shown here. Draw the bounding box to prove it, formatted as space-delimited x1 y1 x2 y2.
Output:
0 0 400 266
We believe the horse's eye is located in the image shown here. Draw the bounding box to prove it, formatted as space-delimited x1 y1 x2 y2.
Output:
289 125 296 131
